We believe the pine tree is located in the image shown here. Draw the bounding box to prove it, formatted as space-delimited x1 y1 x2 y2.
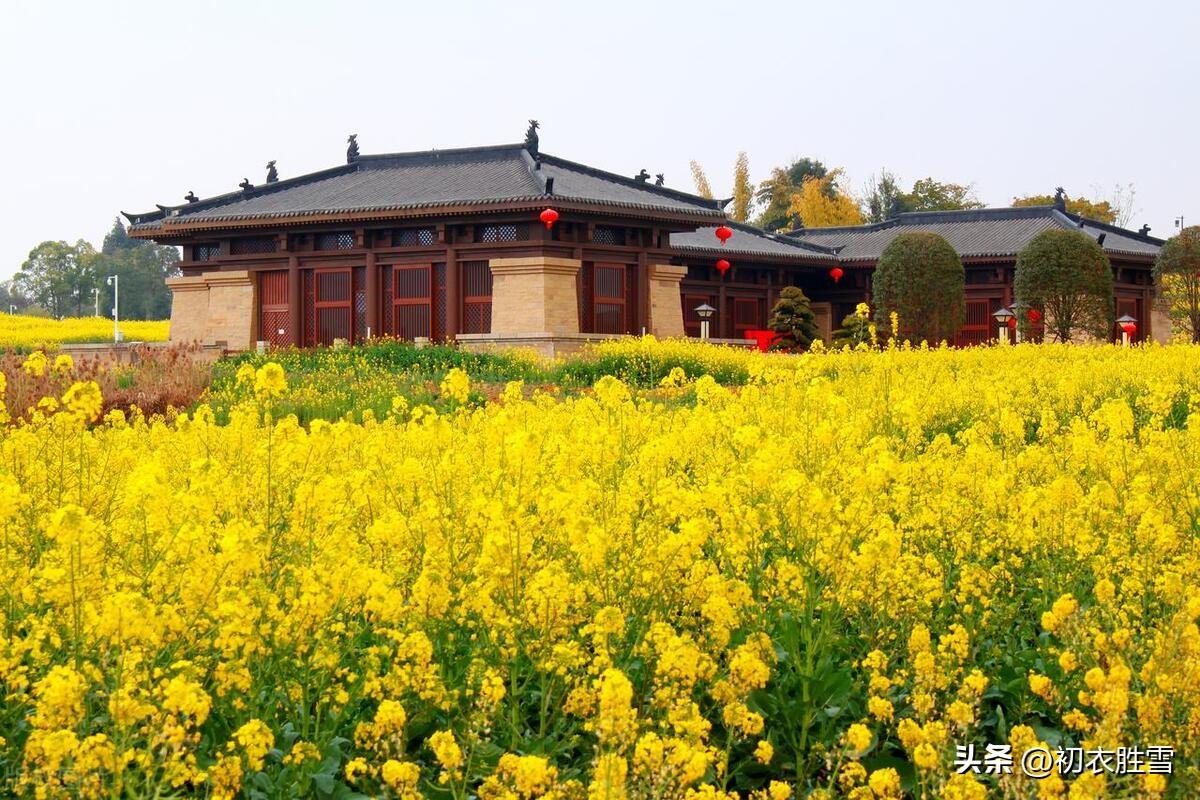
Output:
766 286 819 351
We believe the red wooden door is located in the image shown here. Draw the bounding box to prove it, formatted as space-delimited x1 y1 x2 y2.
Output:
259 270 292 348
592 263 627 334
314 268 353 346
955 299 992 347
393 264 432 340
732 296 763 339
461 261 493 334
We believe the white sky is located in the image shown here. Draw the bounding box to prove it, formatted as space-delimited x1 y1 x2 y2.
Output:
1 0 1196 278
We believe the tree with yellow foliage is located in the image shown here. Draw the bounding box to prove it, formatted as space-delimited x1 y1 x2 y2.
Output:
789 170 864 228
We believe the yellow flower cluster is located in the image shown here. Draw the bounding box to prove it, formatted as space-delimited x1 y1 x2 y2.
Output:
0 313 168 349
1 341 1199 798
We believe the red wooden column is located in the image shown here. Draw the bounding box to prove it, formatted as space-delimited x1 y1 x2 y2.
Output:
636 251 649 335
445 245 458 339
287 255 301 345
365 251 379 338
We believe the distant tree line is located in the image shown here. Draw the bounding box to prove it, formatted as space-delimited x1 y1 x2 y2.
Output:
688 155 1139 231
2 219 179 319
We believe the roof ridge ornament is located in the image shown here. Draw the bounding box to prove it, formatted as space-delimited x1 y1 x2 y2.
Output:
634 169 650 183
655 173 664 186
347 134 360 163
524 120 540 157
239 178 253 192
1053 186 1067 211
266 161 278 183
184 191 198 203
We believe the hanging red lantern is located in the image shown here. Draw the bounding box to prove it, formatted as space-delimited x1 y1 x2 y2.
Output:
715 225 733 245
1007 317 1017 330
1027 308 1042 324
539 208 559 229
830 266 844 283
1121 322 1137 335
715 259 731 277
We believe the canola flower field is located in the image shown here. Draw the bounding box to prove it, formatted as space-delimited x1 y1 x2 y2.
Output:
0 314 170 351
1 339 1199 799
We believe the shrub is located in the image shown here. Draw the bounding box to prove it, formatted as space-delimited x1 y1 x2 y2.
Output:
766 286 820 351
871 232 965 343
1015 228 1113 341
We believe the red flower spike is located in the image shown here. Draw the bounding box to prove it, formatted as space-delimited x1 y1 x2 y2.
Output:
830 266 844 283
715 259 731 277
539 208 559 229
715 225 733 245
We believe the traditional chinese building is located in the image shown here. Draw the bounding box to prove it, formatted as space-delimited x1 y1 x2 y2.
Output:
127 128 1167 351
784 204 1166 344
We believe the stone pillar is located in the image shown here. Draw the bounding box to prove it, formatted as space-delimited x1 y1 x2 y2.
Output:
165 274 209 344
488 256 583 336
202 270 256 350
647 263 688 338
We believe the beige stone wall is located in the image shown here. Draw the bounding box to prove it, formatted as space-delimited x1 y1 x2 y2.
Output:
165 275 209 344
489 257 582 336
647 264 687 338
166 270 256 350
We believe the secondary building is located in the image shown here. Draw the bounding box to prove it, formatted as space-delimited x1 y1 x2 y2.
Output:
127 129 1166 351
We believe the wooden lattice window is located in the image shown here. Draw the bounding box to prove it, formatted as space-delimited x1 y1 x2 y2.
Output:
393 265 432 340
230 236 277 255
592 226 626 246
354 267 367 340
393 227 436 247
315 231 355 251
194 243 220 262
476 223 527 243
461 261 493 334
258 270 291 348
954 299 993 347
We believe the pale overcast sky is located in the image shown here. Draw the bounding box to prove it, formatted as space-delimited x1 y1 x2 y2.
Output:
1 0 1195 278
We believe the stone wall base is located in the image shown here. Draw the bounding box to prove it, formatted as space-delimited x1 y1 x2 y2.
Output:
457 332 754 360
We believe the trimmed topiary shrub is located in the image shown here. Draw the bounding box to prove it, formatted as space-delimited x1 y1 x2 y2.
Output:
1014 228 1113 342
766 286 820 351
871 232 965 344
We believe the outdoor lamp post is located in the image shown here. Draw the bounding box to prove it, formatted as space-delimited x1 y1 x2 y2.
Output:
1116 314 1137 346
694 303 716 341
106 275 121 342
992 307 1014 344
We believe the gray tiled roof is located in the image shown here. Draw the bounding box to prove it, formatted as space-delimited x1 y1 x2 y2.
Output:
671 222 839 261
788 206 1162 260
128 145 723 230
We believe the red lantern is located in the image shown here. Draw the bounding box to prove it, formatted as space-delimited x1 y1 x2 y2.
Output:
830 266 844 283
1007 317 1017 330
1027 308 1042 324
715 259 731 277
539 208 559 229
1121 322 1137 335
715 225 733 245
